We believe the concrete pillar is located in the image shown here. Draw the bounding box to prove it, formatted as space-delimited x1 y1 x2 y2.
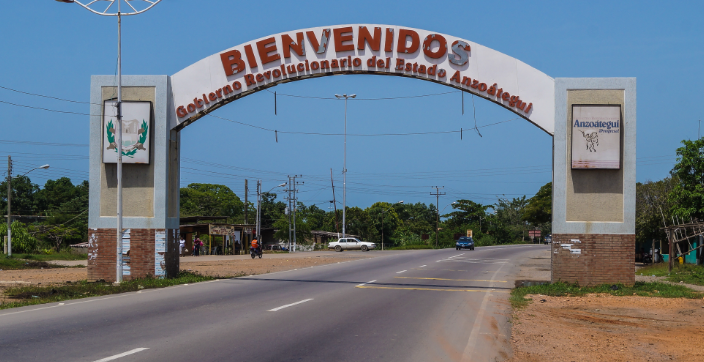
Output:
88 76 180 282
551 78 636 286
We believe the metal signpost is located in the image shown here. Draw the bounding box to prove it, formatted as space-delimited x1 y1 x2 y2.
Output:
59 0 161 283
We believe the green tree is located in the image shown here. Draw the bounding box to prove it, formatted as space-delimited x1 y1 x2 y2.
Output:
40 224 78 251
393 202 435 236
259 192 286 229
273 212 311 245
367 202 401 244
344 206 375 241
637 177 677 244
0 175 40 216
0 221 40 253
669 138 704 219
35 177 84 212
180 183 244 222
444 199 490 228
492 196 529 243
299 204 327 231
522 182 552 224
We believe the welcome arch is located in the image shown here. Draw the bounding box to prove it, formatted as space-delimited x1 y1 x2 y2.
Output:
170 25 553 134
87 24 636 286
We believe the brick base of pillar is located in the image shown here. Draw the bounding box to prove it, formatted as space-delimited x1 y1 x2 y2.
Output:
87 228 179 282
551 233 635 286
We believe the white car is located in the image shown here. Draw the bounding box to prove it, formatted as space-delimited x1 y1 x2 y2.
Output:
328 238 376 252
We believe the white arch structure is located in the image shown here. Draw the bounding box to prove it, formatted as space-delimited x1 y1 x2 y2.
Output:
87 24 636 285
170 25 553 133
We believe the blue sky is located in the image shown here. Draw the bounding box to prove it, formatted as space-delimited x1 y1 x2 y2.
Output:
0 0 700 210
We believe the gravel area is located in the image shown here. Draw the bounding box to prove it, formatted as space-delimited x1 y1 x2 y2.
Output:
508 254 704 361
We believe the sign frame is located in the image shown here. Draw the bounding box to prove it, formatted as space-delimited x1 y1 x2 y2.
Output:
571 104 621 170
102 100 153 164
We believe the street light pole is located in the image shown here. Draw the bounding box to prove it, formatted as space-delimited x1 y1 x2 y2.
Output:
335 94 356 239
6 156 11 257
58 0 161 283
5 159 49 256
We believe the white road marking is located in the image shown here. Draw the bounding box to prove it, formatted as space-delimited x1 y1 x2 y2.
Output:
93 348 149 362
357 280 376 286
419 265 427 268
269 298 313 311
461 260 507 361
396 270 407 274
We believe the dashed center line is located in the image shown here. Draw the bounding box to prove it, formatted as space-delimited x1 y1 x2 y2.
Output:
396 270 407 274
268 299 313 312
419 265 427 268
357 280 376 286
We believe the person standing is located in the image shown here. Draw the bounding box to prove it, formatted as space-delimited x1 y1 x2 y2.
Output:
194 236 202 257
179 236 186 257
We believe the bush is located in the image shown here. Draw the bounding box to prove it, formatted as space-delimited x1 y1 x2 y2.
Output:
0 221 40 254
476 234 497 246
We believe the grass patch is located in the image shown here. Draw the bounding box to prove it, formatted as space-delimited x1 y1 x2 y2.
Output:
0 271 235 310
390 244 436 250
0 256 78 270
510 281 704 309
638 263 704 286
12 252 87 261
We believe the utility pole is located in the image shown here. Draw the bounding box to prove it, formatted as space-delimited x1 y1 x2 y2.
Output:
431 186 446 248
380 209 386 251
330 168 339 235
289 175 303 252
6 156 11 256
256 180 261 240
286 176 292 252
244 179 248 224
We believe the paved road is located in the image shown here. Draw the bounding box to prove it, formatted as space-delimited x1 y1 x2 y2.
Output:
0 245 547 362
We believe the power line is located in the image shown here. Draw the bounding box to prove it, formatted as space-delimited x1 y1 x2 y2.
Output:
0 84 98 105
0 99 96 116
0 139 88 147
209 113 520 137
266 89 459 101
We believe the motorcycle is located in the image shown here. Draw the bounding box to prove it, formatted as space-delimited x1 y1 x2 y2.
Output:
642 252 653 264
250 247 263 259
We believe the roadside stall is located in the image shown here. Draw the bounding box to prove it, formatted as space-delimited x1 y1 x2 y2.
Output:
179 216 254 255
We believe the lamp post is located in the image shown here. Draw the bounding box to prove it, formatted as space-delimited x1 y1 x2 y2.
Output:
334 94 355 239
57 0 161 283
6 161 49 256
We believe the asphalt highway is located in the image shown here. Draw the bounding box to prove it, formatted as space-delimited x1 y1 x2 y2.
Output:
0 245 547 362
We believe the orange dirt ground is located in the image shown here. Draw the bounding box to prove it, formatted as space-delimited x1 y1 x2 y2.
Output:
507 294 704 362
179 254 375 277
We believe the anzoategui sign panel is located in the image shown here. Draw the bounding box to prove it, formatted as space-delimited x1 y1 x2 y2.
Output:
170 25 555 134
571 105 621 169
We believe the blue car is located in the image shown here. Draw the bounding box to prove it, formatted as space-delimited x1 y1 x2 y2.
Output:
456 236 475 250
